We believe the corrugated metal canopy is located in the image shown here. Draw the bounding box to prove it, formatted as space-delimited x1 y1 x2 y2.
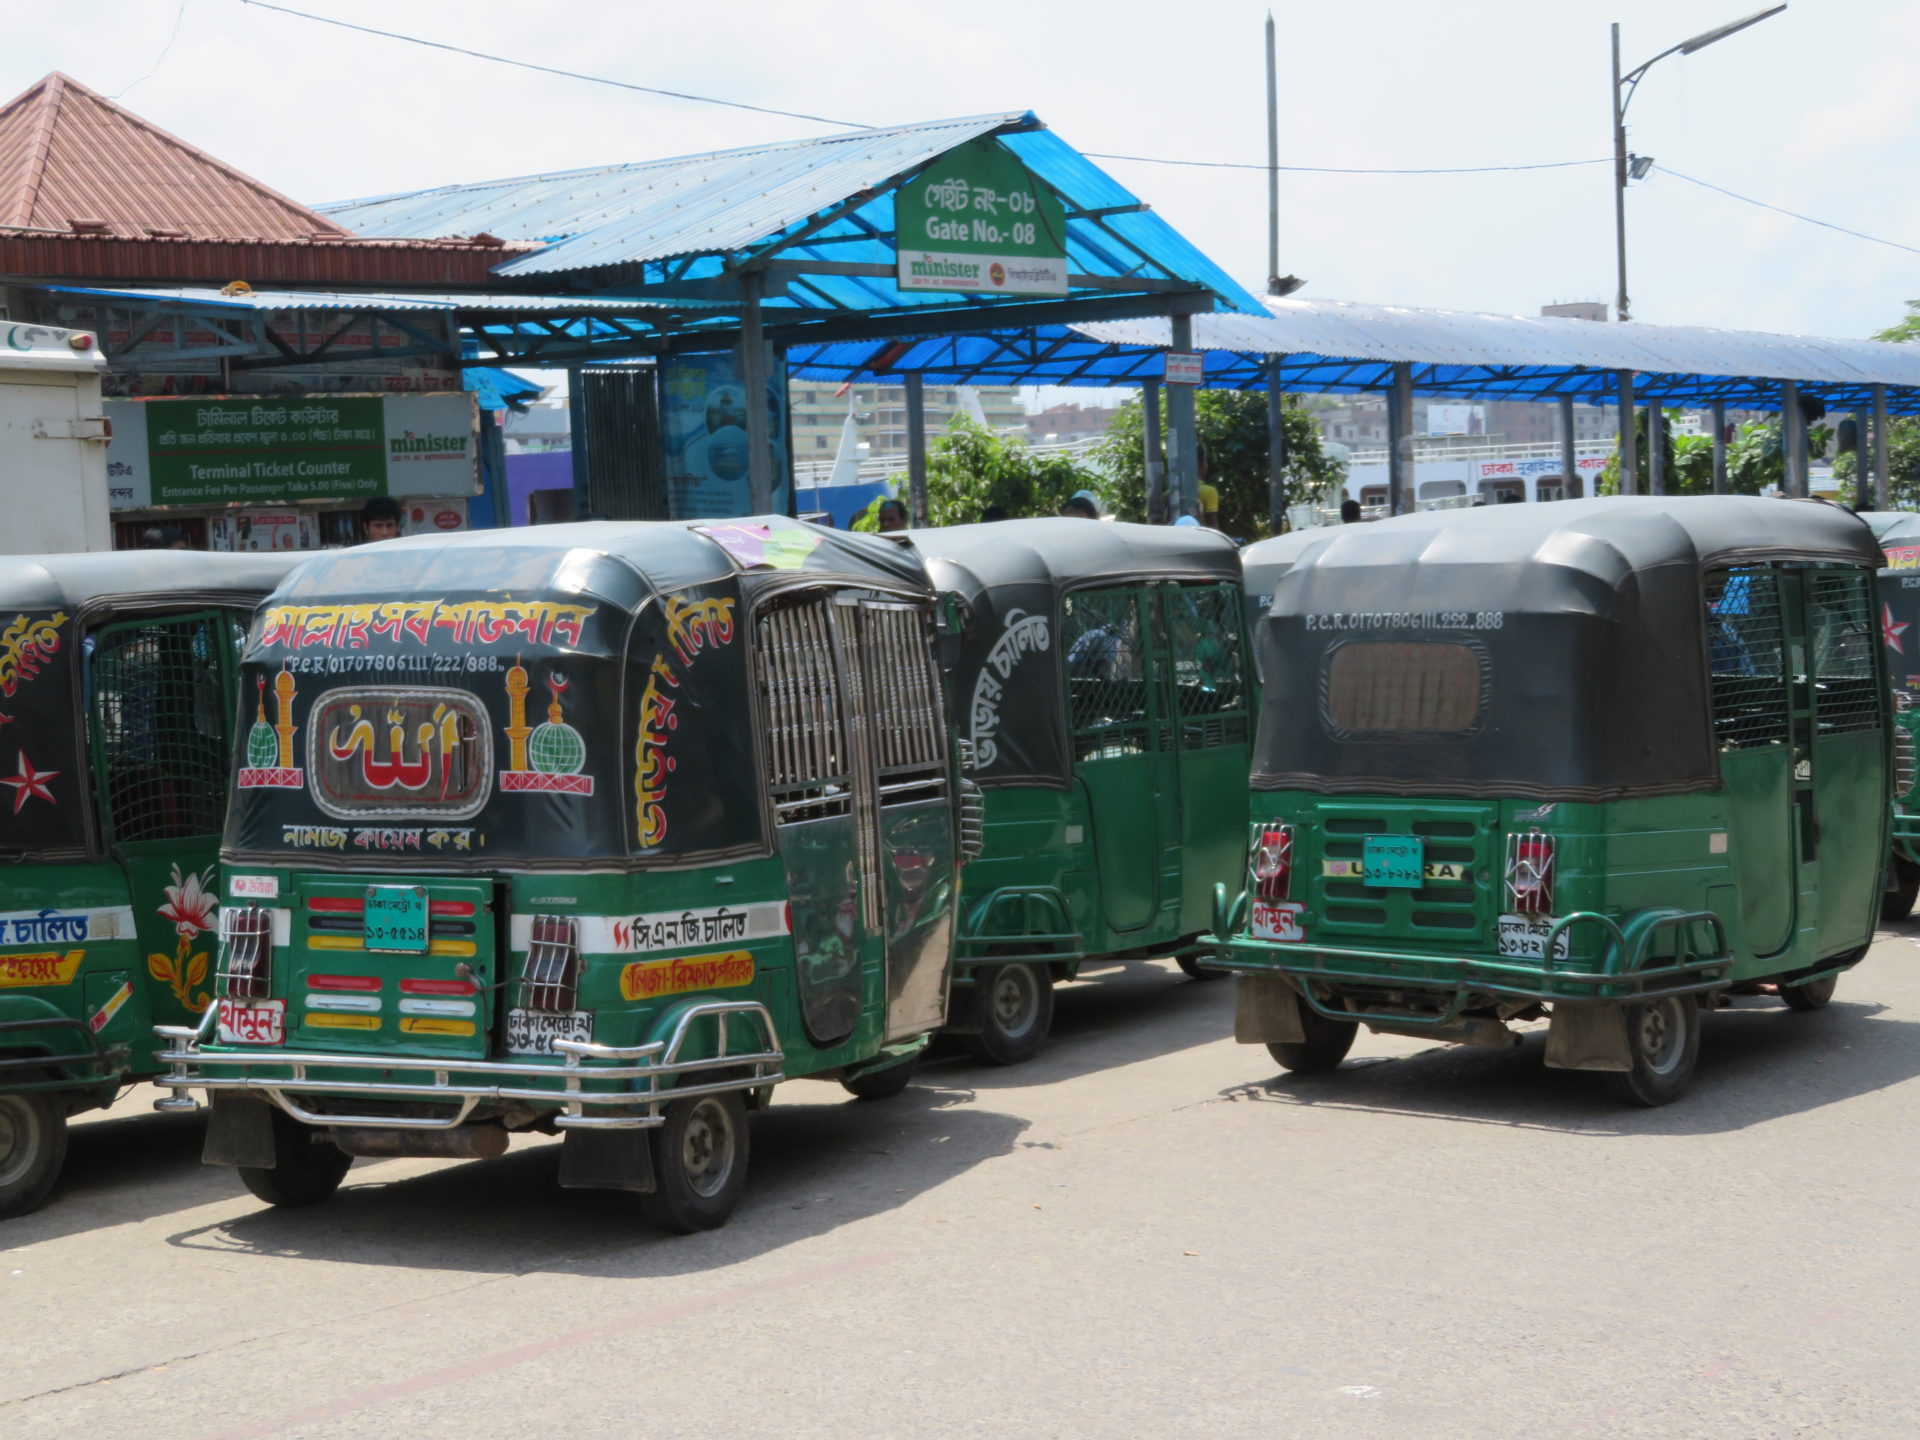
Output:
41 283 699 313
319 114 1261 318
784 296 1920 413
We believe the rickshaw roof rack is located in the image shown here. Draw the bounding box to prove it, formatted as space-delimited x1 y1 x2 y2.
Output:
1259 495 1880 584
908 517 1240 596
273 517 930 611
0 549 304 611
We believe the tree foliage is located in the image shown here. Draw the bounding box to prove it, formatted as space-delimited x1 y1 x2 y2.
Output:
1598 412 1824 496
1091 389 1344 538
848 416 1115 530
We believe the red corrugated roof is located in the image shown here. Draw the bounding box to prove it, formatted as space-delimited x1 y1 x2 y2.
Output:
0 72 352 241
0 233 529 288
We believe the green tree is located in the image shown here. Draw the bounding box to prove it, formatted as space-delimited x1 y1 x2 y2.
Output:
1092 389 1343 538
853 416 1116 530
1598 413 1820 496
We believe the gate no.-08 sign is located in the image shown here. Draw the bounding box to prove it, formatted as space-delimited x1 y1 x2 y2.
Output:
895 138 1069 297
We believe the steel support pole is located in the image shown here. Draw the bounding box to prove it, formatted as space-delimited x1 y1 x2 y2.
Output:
740 272 774 515
1711 401 1728 494
903 372 929 527
1875 383 1892 510
1387 362 1414 515
1612 23 1631 323
1647 402 1664 495
1780 380 1803 497
1852 405 1870 509
1617 371 1638 495
1558 395 1578 500
1166 313 1198 519
567 368 590 519
1265 357 1287 534
1142 378 1165 522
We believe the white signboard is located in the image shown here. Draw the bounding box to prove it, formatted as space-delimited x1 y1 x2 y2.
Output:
1163 351 1205 386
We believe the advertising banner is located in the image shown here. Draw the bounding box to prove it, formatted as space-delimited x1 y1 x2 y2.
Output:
104 392 477 509
659 355 789 519
896 138 1069 296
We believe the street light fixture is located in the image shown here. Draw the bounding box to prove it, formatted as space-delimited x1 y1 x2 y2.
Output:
1611 4 1786 322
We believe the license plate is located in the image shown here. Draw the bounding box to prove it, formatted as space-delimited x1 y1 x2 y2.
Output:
505 1008 592 1056
364 885 429 953
1363 834 1425 888
1250 900 1305 943
218 998 286 1046
1497 913 1571 960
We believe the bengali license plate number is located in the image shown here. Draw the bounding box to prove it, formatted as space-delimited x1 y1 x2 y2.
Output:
1497 913 1571 960
218 998 285 1046
364 885 429 953
505 1009 592 1056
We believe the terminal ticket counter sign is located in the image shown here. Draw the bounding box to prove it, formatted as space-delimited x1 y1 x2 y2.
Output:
895 138 1069 297
104 392 478 508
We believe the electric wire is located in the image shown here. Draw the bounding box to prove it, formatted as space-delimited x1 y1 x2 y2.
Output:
1083 152 1612 175
1652 164 1920 259
113 0 191 100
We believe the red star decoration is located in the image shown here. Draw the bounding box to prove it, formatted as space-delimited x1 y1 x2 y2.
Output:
1885 603 1910 655
0 751 57 815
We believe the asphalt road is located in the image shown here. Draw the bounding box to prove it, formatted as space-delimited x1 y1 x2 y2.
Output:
6 930 1920 1440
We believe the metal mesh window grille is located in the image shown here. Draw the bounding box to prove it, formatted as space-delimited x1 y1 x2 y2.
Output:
1166 584 1250 750
1064 588 1148 759
1705 569 1789 749
756 600 852 821
90 614 230 844
853 601 946 803
1808 570 1882 735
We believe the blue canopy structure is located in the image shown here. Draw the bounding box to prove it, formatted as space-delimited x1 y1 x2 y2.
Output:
786 296 1920 415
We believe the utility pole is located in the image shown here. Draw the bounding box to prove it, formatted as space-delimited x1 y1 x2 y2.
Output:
1265 13 1302 299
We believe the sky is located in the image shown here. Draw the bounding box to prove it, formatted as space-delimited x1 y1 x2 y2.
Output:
8 0 1919 351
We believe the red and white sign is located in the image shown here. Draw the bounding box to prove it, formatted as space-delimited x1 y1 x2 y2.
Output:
1250 900 1305 943
217 998 286 1046
401 497 468 535
1163 351 1205 386
229 874 280 899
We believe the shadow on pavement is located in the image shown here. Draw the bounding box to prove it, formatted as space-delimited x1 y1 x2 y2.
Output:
159 1076 1026 1277
1216 990 1920 1137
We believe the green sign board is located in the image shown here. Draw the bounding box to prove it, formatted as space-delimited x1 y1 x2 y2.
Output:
895 138 1069 297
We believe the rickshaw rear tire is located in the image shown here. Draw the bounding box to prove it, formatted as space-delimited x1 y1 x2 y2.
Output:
1881 857 1919 922
1266 1005 1358 1075
841 1055 919 1101
0 1092 67 1220
1780 972 1839 1012
237 1108 352 1208
1176 954 1227 980
640 1089 750 1233
1603 994 1700 1107
962 962 1054 1066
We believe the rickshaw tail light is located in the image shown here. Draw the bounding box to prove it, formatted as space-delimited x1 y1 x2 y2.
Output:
518 914 580 1014
218 905 274 999
1505 831 1555 915
1250 824 1294 902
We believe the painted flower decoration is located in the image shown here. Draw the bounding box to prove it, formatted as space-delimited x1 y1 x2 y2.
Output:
158 864 218 937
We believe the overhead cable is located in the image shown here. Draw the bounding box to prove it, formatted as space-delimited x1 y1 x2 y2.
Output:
1652 164 1920 259
1083 152 1611 175
114 0 192 100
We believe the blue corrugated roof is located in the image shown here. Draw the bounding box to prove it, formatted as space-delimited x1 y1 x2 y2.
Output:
784 297 1920 414
320 114 1263 316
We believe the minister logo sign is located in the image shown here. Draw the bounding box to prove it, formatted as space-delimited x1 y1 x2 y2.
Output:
896 139 1069 297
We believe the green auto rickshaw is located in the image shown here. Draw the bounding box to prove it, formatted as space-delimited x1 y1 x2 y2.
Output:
0 550 298 1217
1854 511 1920 919
913 519 1252 1063
1220 496 1890 1105
155 518 967 1231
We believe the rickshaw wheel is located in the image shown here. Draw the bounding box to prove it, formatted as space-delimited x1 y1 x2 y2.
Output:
963 962 1054 1066
641 1089 749 1233
841 1054 919 1101
1266 1002 1358 1076
237 1107 353 1208
0 1092 67 1219
1176 954 1227 981
1780 972 1839 1012
1603 994 1700 1107
1881 857 1919 922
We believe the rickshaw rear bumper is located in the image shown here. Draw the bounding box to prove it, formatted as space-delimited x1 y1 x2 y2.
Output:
151 1000 785 1132
0 1015 128 1096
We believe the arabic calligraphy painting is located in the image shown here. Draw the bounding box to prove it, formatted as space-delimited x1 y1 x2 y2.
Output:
309 686 494 820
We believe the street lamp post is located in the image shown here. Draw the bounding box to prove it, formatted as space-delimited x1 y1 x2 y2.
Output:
1611 5 1786 322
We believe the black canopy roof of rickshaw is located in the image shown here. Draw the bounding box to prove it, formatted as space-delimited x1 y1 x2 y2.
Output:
1257 496 1880 596
1251 496 1883 803
0 550 303 611
266 517 931 613
908 518 1240 603
1857 510 1920 550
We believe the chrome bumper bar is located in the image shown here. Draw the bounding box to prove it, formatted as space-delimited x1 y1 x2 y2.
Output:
153 1000 785 1132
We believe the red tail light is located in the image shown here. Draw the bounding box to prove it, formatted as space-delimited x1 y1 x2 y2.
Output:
218 906 274 999
519 915 581 1013
1505 831 1555 914
1250 824 1294 902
